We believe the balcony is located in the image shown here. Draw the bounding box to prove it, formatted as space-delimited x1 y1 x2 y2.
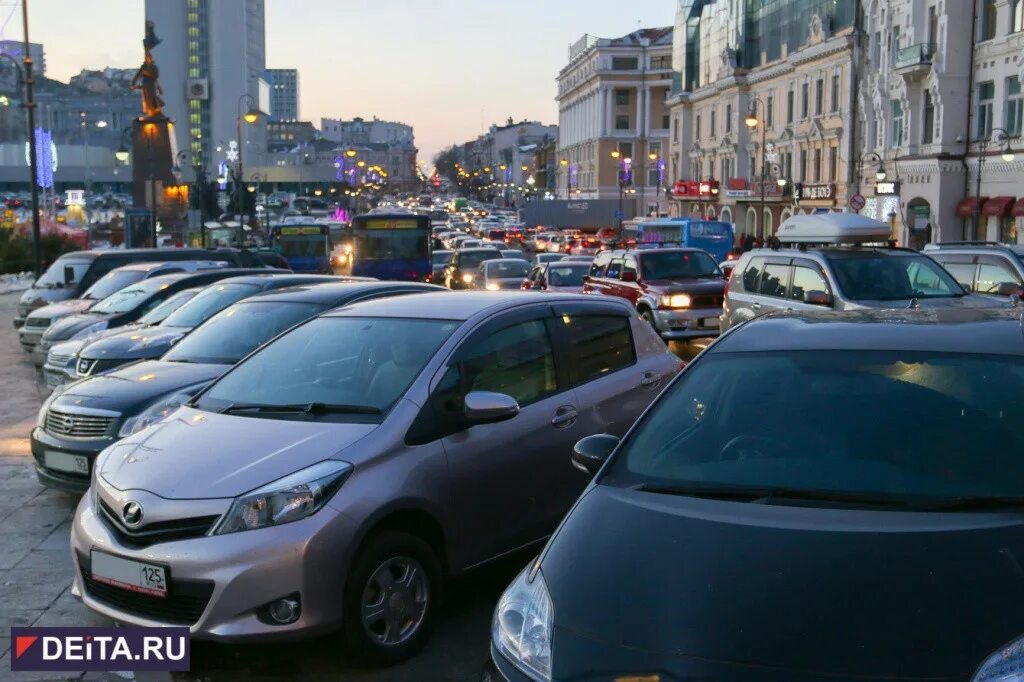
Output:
894 43 935 79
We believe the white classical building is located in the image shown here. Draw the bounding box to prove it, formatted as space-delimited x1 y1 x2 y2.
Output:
556 28 674 216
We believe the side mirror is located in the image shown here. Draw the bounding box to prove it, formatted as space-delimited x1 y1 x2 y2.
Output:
531 282 544 290
803 290 831 306
63 266 75 285
997 281 1024 297
464 391 519 426
571 434 620 476
620 271 637 283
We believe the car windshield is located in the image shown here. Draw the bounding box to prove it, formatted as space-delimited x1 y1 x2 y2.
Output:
82 269 148 300
485 260 530 278
35 259 90 288
197 317 459 418
459 250 501 268
90 278 173 314
433 251 453 266
161 282 260 328
547 264 589 287
277 234 327 259
138 289 200 325
604 350 1024 505
164 300 325 365
640 251 720 279
829 254 964 300
502 251 525 259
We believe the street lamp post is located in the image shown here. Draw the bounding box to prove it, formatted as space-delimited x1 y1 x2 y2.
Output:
972 128 1016 240
855 151 888 196
559 158 568 199
235 93 259 246
744 98 770 237
249 172 267 237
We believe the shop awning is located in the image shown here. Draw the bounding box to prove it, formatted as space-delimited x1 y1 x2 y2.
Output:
955 197 987 217
1011 198 1024 218
981 196 1016 217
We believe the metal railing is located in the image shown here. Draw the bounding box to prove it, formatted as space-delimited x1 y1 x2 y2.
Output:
894 43 935 69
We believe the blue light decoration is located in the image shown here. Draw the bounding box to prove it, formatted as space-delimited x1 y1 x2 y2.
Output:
218 160 229 190
658 159 666 186
505 167 512 182
35 128 54 188
621 158 633 185
334 155 345 181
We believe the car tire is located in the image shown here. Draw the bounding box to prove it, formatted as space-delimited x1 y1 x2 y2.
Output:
342 530 443 665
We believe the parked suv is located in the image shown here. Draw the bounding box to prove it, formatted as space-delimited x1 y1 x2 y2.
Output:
443 246 502 289
721 215 1005 332
923 242 1024 296
584 248 726 340
70 292 678 660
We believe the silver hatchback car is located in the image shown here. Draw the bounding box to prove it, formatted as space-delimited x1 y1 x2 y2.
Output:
71 292 678 663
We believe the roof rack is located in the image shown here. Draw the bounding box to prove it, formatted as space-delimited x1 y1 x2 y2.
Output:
922 241 1012 250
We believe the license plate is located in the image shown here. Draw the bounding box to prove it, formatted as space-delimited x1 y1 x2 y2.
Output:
44 451 89 474
91 551 168 598
700 317 720 328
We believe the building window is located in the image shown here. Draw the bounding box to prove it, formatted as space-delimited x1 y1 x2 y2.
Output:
981 0 997 40
800 148 808 181
828 145 837 181
650 55 672 70
661 114 670 129
786 89 794 123
830 74 840 113
612 57 639 71
871 118 879 149
891 99 904 147
1015 0 1024 32
615 89 630 106
750 154 757 176
710 110 717 137
1007 77 1023 136
801 82 809 119
815 78 824 115
922 90 935 143
672 117 679 142
977 81 994 138
766 95 774 128
619 142 633 159
696 114 702 139
872 32 882 67
813 148 822 182
615 114 631 130
725 104 732 133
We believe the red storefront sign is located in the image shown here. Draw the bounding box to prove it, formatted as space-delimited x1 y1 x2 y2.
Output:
671 180 720 200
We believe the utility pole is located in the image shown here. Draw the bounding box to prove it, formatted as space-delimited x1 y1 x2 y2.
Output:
22 0 41 278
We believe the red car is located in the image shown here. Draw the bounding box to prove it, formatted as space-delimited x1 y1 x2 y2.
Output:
582 247 726 341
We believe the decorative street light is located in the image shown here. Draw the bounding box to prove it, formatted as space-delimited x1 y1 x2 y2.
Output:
234 92 260 245
745 98 770 237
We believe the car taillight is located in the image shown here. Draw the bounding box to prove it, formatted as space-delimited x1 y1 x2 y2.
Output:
723 270 733 296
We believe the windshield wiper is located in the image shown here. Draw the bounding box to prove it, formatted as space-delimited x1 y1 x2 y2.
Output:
632 482 916 508
221 402 381 415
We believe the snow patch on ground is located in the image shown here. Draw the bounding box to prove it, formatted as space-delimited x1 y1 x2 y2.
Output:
0 272 33 295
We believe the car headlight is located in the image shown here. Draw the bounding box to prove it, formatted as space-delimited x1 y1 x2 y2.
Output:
36 385 65 428
661 293 692 308
486 282 500 291
492 563 553 681
70 320 108 340
118 392 191 438
213 460 353 535
462 273 474 283
972 634 1024 681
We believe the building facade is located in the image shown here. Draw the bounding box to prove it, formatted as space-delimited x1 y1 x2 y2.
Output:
666 0 856 236
0 40 45 76
145 0 269 181
267 68 299 121
320 117 414 146
556 28 674 217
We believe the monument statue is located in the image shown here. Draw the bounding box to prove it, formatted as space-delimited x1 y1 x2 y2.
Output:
131 21 165 120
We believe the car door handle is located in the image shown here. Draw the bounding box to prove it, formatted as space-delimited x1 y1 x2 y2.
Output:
640 371 661 388
551 405 578 428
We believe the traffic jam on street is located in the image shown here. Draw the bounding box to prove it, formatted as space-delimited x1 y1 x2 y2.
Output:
4 0 1024 681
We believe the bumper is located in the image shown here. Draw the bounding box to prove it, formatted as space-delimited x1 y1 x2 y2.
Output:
20 327 45 352
652 307 722 340
14 315 25 328
31 427 110 494
484 644 532 681
71 492 360 641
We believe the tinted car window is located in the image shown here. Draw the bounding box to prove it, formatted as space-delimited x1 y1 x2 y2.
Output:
90 278 174 314
937 261 977 290
564 315 635 385
458 250 502 269
485 260 531 278
622 257 638 278
759 264 790 297
35 258 92 288
741 257 766 293
640 251 719 280
138 289 200 325
432 251 453 266
976 258 1020 294
161 283 260 328
830 254 962 300
790 266 828 300
164 301 324 364
606 258 623 279
590 252 612 277
547 264 589 287
82 269 149 300
605 350 1024 502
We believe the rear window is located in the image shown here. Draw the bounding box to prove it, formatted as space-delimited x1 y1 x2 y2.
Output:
688 221 731 238
564 315 635 385
487 230 507 240
459 250 501 268
829 254 963 301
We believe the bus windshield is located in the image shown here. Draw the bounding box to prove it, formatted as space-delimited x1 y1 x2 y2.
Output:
351 214 431 281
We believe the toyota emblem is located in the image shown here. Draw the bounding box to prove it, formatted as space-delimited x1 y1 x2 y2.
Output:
122 501 144 527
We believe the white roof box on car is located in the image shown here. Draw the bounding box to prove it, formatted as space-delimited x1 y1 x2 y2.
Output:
776 213 892 244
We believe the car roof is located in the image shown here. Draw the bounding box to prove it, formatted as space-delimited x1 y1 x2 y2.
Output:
607 247 705 256
744 246 919 259
325 291 623 321
239 281 445 305
212 273 343 289
714 309 1024 356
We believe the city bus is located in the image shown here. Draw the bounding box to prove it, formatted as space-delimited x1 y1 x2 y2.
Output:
269 223 332 273
350 213 431 281
622 217 735 263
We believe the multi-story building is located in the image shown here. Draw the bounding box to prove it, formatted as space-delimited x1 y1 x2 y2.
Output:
145 0 269 180
556 27 674 217
267 68 299 121
320 117 414 146
666 1 856 236
266 120 316 152
858 0 1024 246
0 40 45 76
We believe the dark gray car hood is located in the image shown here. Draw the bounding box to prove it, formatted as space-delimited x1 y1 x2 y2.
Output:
56 360 225 413
25 298 95 322
80 325 191 361
98 406 376 499
845 293 1006 310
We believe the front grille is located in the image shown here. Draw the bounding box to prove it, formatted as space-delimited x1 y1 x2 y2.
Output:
98 499 220 549
26 317 50 328
47 352 73 369
78 552 214 626
691 294 725 308
77 358 123 378
44 409 116 439
76 358 97 376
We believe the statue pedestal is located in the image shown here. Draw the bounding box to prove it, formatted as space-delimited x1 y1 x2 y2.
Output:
131 116 178 246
